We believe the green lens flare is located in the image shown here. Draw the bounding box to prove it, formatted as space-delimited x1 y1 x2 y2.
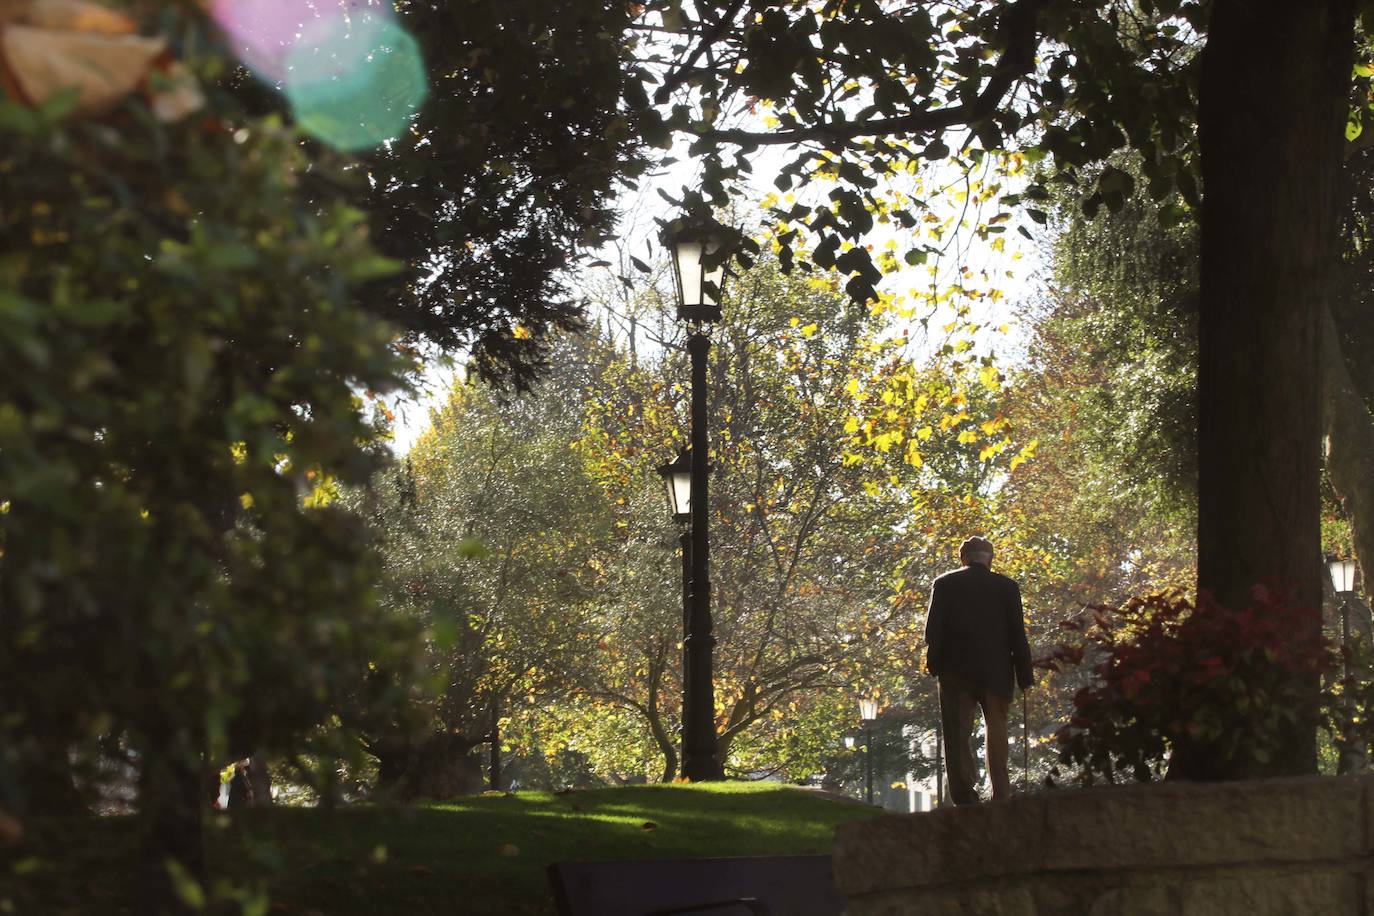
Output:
284 14 426 152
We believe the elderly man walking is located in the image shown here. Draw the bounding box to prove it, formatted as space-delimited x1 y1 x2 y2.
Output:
924 536 1033 804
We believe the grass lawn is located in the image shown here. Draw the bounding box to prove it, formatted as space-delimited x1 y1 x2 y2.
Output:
2 782 884 915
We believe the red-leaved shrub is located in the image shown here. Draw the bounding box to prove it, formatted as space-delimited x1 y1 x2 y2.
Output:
1044 586 1333 783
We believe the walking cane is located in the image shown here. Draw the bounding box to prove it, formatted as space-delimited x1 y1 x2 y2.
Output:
932 678 944 808
1021 689 1029 793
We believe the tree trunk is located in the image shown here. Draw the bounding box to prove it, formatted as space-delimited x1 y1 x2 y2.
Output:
488 703 502 792
136 729 205 915
12 736 86 816
1192 0 1354 778
246 756 273 806
643 643 679 783
373 731 484 801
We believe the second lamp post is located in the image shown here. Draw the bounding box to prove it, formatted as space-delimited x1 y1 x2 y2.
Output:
859 696 877 805
1328 556 1361 774
657 216 736 782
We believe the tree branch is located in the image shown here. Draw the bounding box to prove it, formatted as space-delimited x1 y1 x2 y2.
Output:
693 0 1049 148
653 0 750 104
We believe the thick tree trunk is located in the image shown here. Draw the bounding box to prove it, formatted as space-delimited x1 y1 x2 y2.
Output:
1191 0 1355 778
137 730 205 915
246 756 273 806
373 731 484 801
12 736 86 816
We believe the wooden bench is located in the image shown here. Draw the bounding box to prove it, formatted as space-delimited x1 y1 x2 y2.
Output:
547 854 846 916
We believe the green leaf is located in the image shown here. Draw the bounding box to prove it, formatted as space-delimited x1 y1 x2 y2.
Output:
166 859 207 910
36 87 81 124
0 102 42 136
456 537 490 559
343 255 406 282
203 241 258 272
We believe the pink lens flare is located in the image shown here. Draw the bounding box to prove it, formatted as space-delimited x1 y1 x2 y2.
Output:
210 0 377 83
210 0 427 151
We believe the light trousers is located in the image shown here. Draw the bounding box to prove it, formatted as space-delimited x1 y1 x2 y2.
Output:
939 674 1011 804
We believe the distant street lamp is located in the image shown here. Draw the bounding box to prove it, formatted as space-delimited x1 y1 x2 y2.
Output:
658 215 739 782
859 697 878 805
842 733 857 750
1328 556 1360 773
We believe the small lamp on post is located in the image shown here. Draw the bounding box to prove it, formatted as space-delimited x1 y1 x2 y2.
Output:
842 733 857 750
656 448 693 524
859 697 878 805
1328 556 1360 773
1330 556 1357 595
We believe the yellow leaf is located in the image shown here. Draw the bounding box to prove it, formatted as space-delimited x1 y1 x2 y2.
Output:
799 322 818 338
904 440 923 467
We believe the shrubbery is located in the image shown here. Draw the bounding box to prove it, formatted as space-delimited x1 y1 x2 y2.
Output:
1045 587 1332 783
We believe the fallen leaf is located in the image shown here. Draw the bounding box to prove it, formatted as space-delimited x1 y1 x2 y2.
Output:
641 821 658 832
498 843 521 857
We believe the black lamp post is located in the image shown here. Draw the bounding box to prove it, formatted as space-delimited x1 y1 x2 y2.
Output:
859 696 878 805
1328 556 1360 773
656 216 737 782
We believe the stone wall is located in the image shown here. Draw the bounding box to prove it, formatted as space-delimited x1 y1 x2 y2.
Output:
833 774 1373 915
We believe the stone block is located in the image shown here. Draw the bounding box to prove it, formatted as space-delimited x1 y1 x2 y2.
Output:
1042 775 1364 872
1364 775 1374 855
834 776 1372 909
834 796 1047 896
850 886 1037 916
1179 869 1359 916
1085 885 1173 916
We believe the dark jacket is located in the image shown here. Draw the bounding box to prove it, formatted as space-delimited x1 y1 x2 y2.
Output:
924 563 1033 699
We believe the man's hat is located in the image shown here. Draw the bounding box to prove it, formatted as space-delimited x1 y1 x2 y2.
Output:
959 536 994 559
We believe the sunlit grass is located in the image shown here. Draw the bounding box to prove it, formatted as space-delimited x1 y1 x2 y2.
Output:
4 783 882 915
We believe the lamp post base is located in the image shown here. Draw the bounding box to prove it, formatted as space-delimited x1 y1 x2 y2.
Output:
681 630 720 782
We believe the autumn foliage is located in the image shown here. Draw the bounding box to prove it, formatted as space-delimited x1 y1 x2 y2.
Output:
1045 588 1333 784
